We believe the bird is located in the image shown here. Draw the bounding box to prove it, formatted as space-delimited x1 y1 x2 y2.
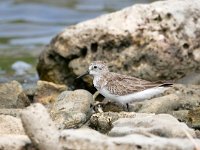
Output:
77 61 172 107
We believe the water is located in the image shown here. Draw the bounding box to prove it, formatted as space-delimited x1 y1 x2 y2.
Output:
0 0 156 83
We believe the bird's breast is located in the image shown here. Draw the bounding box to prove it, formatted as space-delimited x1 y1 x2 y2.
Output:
93 77 101 90
93 76 107 90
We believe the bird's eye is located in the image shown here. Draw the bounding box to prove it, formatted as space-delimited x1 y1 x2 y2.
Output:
93 66 97 69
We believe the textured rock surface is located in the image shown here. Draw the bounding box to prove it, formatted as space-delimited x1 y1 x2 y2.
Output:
187 107 200 130
108 114 196 138
37 0 200 88
50 89 93 129
89 112 136 133
0 81 27 108
21 103 61 150
60 128 200 150
0 115 25 135
34 80 68 104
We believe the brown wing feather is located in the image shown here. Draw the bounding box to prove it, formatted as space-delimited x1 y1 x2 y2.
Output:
104 72 163 96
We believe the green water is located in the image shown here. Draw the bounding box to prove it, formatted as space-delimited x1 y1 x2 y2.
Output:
0 56 36 74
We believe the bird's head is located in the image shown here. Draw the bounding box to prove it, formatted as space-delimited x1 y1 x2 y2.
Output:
77 61 109 78
88 61 109 76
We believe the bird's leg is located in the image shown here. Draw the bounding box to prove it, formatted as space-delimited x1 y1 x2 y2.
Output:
93 91 100 101
93 91 104 113
126 103 130 112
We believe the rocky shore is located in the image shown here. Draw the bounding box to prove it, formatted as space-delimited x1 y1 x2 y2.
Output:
1 81 200 149
1 0 200 149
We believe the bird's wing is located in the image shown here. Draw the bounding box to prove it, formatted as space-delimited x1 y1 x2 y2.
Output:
104 73 169 96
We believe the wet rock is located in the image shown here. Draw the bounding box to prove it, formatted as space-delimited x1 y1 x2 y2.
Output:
89 112 136 133
34 80 68 104
0 135 33 150
0 81 28 108
37 0 200 88
0 115 25 135
187 107 200 130
50 89 93 129
108 113 196 138
60 128 200 150
21 103 61 150
129 84 200 123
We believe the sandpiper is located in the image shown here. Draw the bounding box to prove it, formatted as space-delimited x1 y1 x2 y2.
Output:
78 61 172 105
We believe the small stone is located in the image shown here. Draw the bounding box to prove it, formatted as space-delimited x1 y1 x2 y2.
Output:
187 107 200 130
0 115 25 135
17 91 31 108
34 80 68 104
51 89 93 129
23 86 37 103
0 81 30 108
89 112 136 133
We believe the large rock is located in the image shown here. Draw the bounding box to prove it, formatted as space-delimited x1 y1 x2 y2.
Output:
50 89 94 129
37 0 200 88
0 81 29 108
60 128 200 150
108 114 196 138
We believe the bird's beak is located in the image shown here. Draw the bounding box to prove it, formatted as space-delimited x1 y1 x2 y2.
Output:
76 70 89 79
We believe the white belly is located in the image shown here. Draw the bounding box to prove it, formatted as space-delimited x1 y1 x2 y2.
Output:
99 87 168 104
